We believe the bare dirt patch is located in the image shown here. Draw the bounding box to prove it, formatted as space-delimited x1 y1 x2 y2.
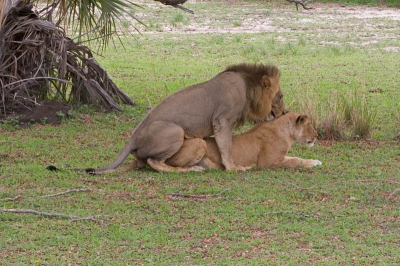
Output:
3 101 71 126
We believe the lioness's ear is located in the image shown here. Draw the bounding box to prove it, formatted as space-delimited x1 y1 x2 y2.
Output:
296 115 309 125
261 75 272 89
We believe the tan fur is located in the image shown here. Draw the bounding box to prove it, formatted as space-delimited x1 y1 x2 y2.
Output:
167 111 322 170
81 64 287 173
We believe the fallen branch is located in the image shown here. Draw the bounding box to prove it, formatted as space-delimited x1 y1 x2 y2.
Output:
286 0 313 10
0 208 101 222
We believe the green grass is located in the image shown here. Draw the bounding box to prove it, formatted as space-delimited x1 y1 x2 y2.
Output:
318 0 400 7
1 1 400 264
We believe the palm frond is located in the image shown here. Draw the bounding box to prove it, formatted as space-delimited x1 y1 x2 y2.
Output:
52 0 143 50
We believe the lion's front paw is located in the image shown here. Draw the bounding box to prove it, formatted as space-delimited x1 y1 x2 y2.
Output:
305 159 322 168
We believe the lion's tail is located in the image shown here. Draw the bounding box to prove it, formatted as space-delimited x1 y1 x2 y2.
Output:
46 140 134 175
87 139 134 174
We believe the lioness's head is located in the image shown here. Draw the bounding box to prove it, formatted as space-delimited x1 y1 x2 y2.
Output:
294 114 318 147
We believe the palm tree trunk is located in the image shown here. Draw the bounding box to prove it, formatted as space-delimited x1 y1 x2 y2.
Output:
0 1 134 115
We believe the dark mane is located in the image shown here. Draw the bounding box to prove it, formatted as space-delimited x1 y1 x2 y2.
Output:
224 63 280 90
224 63 281 128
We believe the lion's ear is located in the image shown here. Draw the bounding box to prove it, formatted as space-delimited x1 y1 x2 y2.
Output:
262 75 280 93
261 75 272 89
296 115 309 125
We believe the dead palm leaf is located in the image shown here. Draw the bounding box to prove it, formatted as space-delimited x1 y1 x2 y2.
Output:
0 1 134 115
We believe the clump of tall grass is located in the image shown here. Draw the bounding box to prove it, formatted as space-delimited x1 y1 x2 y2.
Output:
293 89 376 140
294 86 321 131
343 92 377 139
297 92 346 140
320 95 346 140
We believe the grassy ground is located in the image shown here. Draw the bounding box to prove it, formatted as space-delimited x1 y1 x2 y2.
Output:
318 0 400 8
1 1 400 265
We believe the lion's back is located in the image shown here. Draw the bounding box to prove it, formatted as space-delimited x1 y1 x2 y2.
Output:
141 72 248 138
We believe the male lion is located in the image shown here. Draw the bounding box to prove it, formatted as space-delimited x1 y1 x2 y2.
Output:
70 63 286 173
163 111 322 170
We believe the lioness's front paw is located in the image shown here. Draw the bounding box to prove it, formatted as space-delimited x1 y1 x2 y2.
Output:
188 165 205 172
225 165 248 171
306 159 322 168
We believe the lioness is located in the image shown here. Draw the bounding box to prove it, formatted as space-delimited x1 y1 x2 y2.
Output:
52 64 286 173
163 111 322 170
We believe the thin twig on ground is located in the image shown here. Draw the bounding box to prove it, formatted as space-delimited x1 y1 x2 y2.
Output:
167 188 231 199
41 188 92 198
302 179 400 199
1 195 23 201
304 179 400 190
167 192 211 199
0 208 101 222
1 188 91 201
218 187 232 195
261 211 320 219
388 188 400 199
167 189 229 199
0 188 99 222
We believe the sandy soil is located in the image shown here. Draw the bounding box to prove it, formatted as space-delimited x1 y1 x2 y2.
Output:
134 1 400 35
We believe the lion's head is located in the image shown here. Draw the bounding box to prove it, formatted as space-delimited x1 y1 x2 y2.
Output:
293 114 318 147
269 88 286 119
225 64 286 123
254 88 287 123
